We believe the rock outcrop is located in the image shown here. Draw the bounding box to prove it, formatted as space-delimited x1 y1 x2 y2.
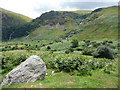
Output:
1 55 46 86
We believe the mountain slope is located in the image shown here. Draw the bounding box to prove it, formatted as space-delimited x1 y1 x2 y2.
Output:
22 10 91 41
72 6 118 40
23 6 118 41
1 8 32 41
2 6 119 41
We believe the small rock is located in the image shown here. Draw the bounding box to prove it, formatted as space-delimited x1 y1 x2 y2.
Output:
52 71 56 75
46 73 48 75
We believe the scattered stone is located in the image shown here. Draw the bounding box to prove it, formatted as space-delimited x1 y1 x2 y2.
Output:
52 71 55 75
46 73 48 76
0 55 46 86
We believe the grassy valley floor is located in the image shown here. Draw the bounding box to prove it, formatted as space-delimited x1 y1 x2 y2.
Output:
2 69 118 88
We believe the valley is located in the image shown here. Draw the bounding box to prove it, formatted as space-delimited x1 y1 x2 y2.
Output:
0 6 119 88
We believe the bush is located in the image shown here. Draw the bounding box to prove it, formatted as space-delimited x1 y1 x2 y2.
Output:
76 48 83 51
92 43 101 48
51 49 57 51
71 39 79 48
92 45 114 59
82 49 95 56
108 41 113 43
65 48 74 54
47 46 51 50
42 44 45 46
69 48 74 52
45 54 115 76
1 52 116 76
65 50 70 54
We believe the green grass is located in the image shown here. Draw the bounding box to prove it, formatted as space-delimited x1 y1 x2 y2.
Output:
72 6 118 40
58 10 91 15
40 40 71 51
23 21 79 41
2 8 32 22
1 38 119 88
2 69 118 88
70 10 91 15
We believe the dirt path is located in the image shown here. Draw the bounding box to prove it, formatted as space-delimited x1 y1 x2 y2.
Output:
4 50 48 53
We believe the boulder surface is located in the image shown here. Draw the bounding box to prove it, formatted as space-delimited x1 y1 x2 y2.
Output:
1 55 46 86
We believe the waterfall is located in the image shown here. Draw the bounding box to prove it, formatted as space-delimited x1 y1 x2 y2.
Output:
8 32 14 40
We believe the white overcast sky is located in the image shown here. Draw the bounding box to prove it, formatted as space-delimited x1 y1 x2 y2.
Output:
0 0 119 19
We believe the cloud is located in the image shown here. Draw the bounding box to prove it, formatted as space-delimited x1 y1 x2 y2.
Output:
60 2 118 10
0 0 119 19
64 0 119 2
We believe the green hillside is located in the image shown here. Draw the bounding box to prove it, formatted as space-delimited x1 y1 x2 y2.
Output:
69 10 91 15
72 6 118 40
22 6 118 42
2 6 119 41
22 10 91 41
1 8 32 41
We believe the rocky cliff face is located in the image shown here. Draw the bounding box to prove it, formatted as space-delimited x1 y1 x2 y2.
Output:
33 11 82 25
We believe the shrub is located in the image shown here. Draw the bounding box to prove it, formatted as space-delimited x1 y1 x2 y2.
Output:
44 54 115 76
65 50 70 54
108 41 113 43
21 43 23 45
92 43 101 48
26 48 30 52
69 48 74 52
82 49 95 56
1 52 116 76
51 49 57 51
76 48 83 51
84 40 91 43
71 39 79 48
2 48 7 51
11 47 16 50
92 45 114 59
20 47 24 50
35 45 38 48
65 48 74 54
49 42 53 44
47 46 51 50
42 44 45 46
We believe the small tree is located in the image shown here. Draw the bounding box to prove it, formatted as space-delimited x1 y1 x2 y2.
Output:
35 45 38 48
26 47 30 53
65 48 74 54
92 45 114 59
65 50 70 54
71 39 79 48
47 46 51 50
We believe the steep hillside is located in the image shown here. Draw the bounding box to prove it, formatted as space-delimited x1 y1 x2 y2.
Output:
22 10 91 41
2 6 119 41
1 8 32 40
72 6 118 40
33 10 91 25
23 6 118 41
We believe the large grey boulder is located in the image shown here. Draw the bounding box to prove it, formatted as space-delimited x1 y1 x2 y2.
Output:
1 55 46 86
